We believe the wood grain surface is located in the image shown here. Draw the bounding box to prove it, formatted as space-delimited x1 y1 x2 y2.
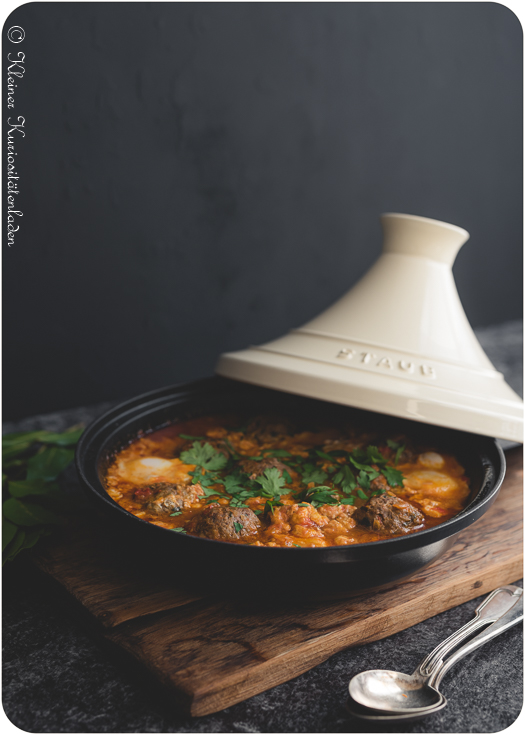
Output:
33 447 523 716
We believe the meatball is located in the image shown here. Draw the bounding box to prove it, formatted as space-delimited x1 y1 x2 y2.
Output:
355 493 424 535
145 482 202 515
239 457 288 480
189 504 260 541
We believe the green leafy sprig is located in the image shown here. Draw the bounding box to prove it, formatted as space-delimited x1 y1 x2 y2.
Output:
2 426 83 564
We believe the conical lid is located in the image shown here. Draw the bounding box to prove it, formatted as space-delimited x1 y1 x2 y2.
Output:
216 213 523 442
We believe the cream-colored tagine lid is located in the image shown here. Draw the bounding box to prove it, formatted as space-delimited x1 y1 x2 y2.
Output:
216 213 523 442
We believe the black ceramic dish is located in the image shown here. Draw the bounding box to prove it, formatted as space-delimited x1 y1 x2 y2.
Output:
76 376 505 599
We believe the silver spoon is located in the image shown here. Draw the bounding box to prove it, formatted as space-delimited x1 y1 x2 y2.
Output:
348 585 523 720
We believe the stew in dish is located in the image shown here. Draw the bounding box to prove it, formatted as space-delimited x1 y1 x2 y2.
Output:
104 414 471 547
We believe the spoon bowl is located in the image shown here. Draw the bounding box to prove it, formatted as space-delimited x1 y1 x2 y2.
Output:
349 669 443 712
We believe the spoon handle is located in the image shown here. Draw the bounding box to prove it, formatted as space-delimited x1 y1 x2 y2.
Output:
431 589 523 689
415 585 523 680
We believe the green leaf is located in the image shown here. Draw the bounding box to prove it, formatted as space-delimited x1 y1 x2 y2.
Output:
350 456 374 473
233 522 243 533
395 445 406 465
382 465 405 487
180 442 228 472
222 473 246 495
3 498 63 527
169 511 182 516
301 465 328 485
315 450 336 461
261 449 291 457
2 441 33 462
357 471 370 491
282 470 292 485
2 517 18 550
366 446 386 466
20 527 49 551
340 497 355 505
172 527 186 533
356 488 368 499
179 434 206 441
3 528 26 563
386 439 401 450
255 467 286 497
8 480 61 498
38 428 84 446
340 465 357 493
26 447 75 481
263 498 283 514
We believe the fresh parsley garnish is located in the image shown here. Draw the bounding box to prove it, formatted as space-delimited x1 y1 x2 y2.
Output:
179 434 206 441
180 442 228 472
255 467 286 497
172 527 187 533
169 511 182 516
233 522 243 533
301 464 328 485
382 465 405 487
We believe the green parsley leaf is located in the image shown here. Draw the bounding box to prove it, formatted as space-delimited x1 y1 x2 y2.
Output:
222 473 246 495
395 445 406 465
357 470 371 491
382 465 405 487
340 465 357 494
179 434 206 440
356 488 368 499
340 497 355 505
301 465 328 485
180 442 227 472
292 543 302 548
282 470 292 485
366 445 387 466
255 467 286 497
349 456 374 473
264 498 283 514
315 450 336 461
169 511 182 516
233 522 243 533
386 439 401 450
172 527 187 533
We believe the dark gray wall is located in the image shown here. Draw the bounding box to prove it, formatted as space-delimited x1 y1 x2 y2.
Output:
3 2 522 419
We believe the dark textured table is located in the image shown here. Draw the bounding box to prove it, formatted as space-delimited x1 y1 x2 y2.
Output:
3 322 523 733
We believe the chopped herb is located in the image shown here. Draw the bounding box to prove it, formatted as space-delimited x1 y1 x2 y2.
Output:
357 470 371 491
386 439 401 450
395 445 406 465
255 467 286 497
222 473 246 495
301 464 328 485
282 470 292 484
315 450 336 461
172 527 187 533
179 434 206 441
180 442 228 472
293 543 302 548
382 465 405 487
264 498 283 514
356 488 368 499
233 522 243 533
169 511 182 516
340 497 355 505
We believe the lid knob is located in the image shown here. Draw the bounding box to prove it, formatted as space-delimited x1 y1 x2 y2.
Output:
381 213 469 266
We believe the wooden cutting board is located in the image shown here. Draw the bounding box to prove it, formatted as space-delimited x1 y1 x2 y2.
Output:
32 447 523 717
